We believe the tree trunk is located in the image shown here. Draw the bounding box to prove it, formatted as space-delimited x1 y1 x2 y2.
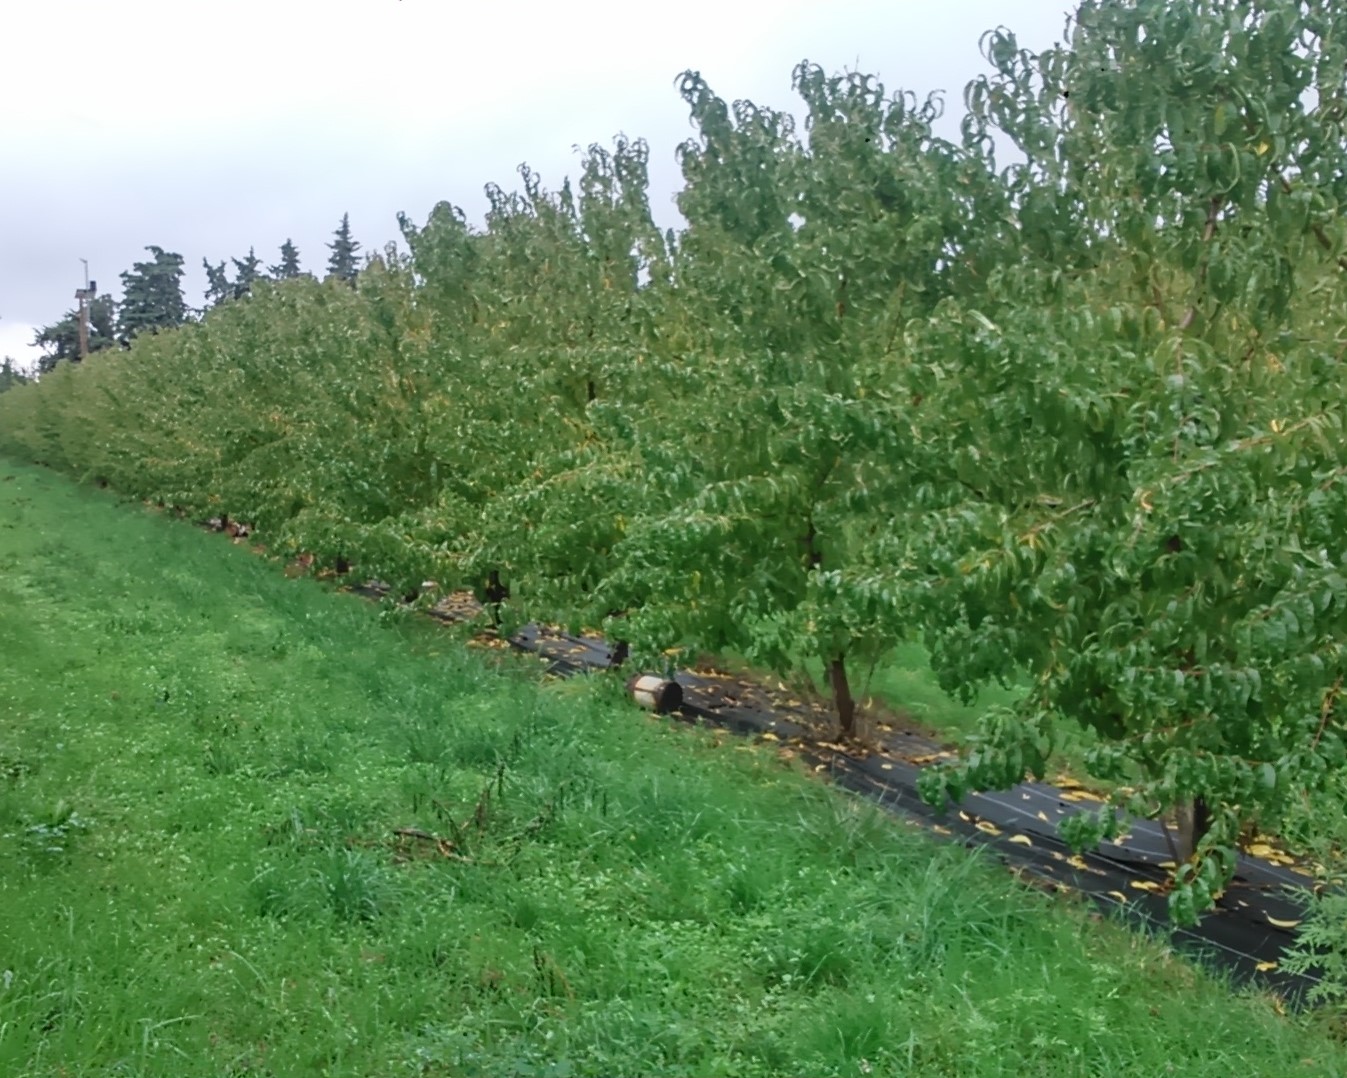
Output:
829 654 856 739
1172 795 1211 863
485 570 509 630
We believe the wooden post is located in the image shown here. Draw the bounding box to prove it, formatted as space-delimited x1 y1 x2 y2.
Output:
74 266 95 362
74 288 91 361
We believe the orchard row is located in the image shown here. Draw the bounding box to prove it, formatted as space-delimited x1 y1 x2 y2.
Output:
5 2 1347 922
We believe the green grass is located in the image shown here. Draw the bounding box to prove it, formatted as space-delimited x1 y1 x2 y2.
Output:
1 459 1345 1077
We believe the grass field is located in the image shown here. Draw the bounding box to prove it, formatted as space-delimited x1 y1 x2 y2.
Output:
2 459 1345 1077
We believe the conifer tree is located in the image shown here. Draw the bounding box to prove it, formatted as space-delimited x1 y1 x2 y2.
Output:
118 246 186 342
326 214 361 284
270 238 302 279
231 247 265 299
0 357 29 393
203 259 231 308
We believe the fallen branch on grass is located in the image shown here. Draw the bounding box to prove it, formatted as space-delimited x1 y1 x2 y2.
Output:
391 826 478 863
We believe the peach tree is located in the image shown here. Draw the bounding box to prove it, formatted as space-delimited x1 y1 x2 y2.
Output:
905 0 1347 921
605 63 1003 733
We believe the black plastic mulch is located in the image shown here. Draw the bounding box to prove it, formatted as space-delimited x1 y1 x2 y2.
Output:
349 579 1325 1002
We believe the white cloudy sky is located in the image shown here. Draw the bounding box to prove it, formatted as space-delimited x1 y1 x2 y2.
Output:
0 0 1071 371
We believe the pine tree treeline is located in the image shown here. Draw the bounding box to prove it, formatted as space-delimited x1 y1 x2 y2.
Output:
4 1 1347 944
33 221 350 367
30 246 189 367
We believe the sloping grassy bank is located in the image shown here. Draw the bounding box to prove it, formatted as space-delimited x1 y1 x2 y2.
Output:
0 459 1342 1077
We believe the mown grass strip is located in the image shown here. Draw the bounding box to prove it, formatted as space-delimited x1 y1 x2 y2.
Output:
1 459 1344 1077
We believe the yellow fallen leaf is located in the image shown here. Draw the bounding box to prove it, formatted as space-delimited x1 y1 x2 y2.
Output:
1060 789 1103 803
932 824 952 836
1008 834 1033 846
976 820 1002 836
1066 855 1090 871
1267 916 1301 930
880 762 894 771
1256 961 1279 972
1245 841 1297 867
1107 890 1128 904
1036 811 1050 823
1130 879 1163 893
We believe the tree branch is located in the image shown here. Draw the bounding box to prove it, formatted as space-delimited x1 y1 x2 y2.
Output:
1280 174 1347 273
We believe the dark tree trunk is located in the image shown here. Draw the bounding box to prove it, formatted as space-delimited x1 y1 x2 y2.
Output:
829 654 856 739
1172 795 1212 863
484 570 509 604
484 570 509 629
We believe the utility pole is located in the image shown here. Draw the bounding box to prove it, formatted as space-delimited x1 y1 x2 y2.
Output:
74 259 95 362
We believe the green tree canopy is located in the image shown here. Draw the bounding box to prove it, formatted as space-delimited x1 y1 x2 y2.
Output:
118 246 187 342
902 0 1347 921
450 140 672 638
601 67 996 735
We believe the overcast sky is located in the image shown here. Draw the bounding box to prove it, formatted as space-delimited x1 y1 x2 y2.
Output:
0 0 1071 371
